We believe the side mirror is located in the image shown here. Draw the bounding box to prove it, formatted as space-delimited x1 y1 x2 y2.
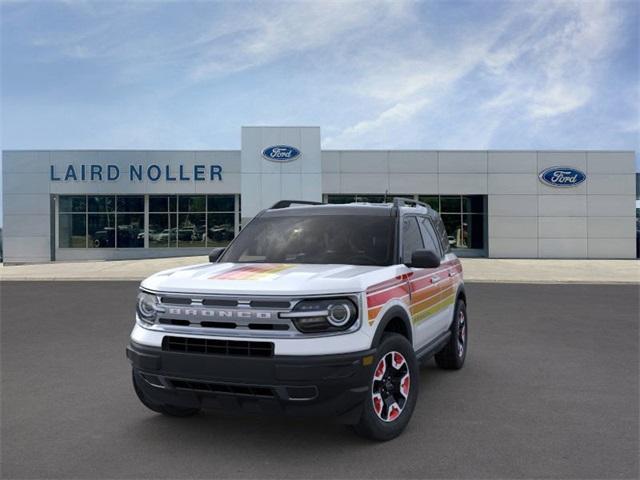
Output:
407 249 440 269
208 247 225 263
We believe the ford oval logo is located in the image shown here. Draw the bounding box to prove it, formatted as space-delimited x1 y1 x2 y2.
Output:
261 145 301 162
538 166 586 188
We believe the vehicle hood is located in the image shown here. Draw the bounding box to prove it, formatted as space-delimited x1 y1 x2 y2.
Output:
141 262 390 296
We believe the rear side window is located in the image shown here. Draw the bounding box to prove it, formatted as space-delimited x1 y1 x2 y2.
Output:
433 216 451 254
419 217 442 258
402 216 424 263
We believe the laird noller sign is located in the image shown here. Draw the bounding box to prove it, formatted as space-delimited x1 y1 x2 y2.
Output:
50 163 223 182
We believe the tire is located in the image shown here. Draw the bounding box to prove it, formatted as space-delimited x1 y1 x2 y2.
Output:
352 333 419 441
435 299 467 370
132 370 200 417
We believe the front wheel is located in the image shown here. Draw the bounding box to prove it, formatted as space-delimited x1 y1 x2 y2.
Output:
352 333 419 441
434 299 467 370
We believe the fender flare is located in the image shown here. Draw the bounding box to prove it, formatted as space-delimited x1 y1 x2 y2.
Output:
443 284 467 331
455 284 467 305
370 305 413 348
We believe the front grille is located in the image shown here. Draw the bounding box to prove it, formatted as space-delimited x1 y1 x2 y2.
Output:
169 378 274 397
249 300 292 309
162 336 274 357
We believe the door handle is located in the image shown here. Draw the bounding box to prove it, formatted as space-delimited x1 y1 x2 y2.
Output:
431 276 441 284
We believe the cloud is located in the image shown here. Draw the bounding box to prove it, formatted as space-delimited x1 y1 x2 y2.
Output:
17 0 412 81
325 0 629 147
482 0 624 119
189 1 411 80
1 0 636 157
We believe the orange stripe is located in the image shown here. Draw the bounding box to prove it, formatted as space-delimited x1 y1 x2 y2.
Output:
368 306 383 321
366 263 461 325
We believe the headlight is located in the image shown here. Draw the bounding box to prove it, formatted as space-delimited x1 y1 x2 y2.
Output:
281 298 358 333
136 291 159 325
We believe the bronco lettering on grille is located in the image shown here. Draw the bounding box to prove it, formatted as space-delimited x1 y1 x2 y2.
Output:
165 307 274 320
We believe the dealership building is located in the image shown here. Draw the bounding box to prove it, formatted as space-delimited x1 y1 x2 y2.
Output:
1 126 637 263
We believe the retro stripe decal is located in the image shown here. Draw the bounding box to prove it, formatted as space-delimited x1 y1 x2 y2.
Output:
366 259 461 325
209 264 294 281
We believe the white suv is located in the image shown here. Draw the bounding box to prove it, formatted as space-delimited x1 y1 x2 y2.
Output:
127 198 468 441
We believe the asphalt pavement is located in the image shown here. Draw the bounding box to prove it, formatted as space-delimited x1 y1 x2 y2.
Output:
1 282 638 479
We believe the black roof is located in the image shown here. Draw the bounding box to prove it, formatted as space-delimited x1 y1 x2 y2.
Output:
263 203 396 217
262 198 438 219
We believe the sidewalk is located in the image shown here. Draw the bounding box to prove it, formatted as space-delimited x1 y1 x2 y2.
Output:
0 257 638 284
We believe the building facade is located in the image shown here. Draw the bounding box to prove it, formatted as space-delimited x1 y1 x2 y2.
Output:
2 126 637 263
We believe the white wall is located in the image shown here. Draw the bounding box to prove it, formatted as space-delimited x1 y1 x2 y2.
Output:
240 127 322 223
488 151 636 258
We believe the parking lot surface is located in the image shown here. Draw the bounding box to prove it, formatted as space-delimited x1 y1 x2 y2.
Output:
1 282 638 479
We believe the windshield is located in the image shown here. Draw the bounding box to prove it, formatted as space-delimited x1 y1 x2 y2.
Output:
221 215 396 266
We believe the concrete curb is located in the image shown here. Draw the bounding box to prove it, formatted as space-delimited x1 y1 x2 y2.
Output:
1 257 638 284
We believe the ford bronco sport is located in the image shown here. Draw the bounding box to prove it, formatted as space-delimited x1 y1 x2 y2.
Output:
127 198 468 441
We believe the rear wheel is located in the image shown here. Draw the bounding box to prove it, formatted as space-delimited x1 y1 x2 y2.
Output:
132 370 200 417
352 333 419 441
435 300 467 370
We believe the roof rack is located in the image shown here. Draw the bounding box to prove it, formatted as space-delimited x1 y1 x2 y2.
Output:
270 200 324 209
392 197 431 209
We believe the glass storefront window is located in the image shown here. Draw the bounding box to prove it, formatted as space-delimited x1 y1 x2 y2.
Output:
327 195 357 204
462 195 485 214
326 194 406 204
59 214 86 247
177 213 206 247
418 196 439 210
178 195 206 212
117 213 145 247
59 195 148 248
88 196 115 212
441 214 462 249
463 213 484 249
357 194 386 203
440 196 461 213
59 196 86 213
149 213 170 248
88 213 115 248
148 195 237 248
117 196 144 212
207 195 235 212
207 213 235 246
149 196 169 212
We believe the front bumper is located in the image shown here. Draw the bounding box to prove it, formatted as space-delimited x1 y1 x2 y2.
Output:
127 341 376 423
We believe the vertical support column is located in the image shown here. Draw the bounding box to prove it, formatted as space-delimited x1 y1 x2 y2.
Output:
234 193 240 235
144 195 150 249
50 195 56 261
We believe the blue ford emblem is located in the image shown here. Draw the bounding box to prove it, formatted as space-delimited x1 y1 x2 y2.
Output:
538 166 586 187
261 145 301 162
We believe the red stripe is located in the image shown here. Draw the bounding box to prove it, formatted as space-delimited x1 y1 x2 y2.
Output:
367 284 410 308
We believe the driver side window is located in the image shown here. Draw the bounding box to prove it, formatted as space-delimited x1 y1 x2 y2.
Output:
402 216 424 264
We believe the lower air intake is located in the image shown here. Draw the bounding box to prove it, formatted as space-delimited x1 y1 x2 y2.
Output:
162 336 274 357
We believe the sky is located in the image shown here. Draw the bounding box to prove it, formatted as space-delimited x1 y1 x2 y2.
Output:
1 0 639 223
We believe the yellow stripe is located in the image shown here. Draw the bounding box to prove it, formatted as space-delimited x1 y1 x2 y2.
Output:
411 284 454 311
411 293 455 324
239 264 293 280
